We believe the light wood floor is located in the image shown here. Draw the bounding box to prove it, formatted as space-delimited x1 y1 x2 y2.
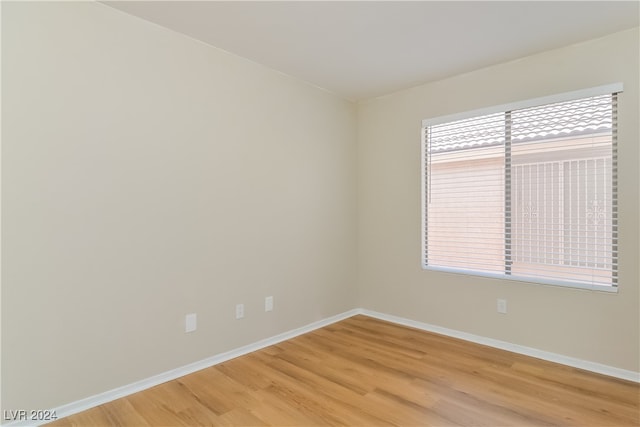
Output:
50 315 639 426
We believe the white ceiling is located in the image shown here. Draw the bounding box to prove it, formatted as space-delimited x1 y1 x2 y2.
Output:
103 1 639 101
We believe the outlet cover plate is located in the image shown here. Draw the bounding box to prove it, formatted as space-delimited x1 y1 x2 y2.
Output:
185 313 197 333
497 299 507 314
236 304 244 319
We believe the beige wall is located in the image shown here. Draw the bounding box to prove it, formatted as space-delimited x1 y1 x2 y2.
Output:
1 2 357 411
357 27 639 371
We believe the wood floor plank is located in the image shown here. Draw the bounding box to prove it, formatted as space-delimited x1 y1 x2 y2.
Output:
251 389 328 426
49 315 640 426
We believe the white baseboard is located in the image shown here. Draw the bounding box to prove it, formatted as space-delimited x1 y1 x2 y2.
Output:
4 307 638 426
1 309 359 427
360 309 640 383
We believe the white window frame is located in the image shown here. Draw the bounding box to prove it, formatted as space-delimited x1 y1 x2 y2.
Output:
421 83 622 293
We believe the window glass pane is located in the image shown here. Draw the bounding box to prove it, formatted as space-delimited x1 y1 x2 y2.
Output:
511 135 613 286
426 114 505 275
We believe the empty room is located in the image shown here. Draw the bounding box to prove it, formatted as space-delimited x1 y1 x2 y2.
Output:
1 1 639 426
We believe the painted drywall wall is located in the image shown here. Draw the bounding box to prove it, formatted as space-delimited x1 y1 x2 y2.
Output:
1 2 357 411
357 27 640 372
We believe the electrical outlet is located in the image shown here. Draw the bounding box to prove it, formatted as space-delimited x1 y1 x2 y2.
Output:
497 299 507 314
265 296 274 312
235 303 244 319
185 313 197 333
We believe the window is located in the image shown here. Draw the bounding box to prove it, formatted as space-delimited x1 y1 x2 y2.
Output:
421 85 621 291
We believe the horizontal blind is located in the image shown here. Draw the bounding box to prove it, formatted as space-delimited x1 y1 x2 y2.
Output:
423 93 618 289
